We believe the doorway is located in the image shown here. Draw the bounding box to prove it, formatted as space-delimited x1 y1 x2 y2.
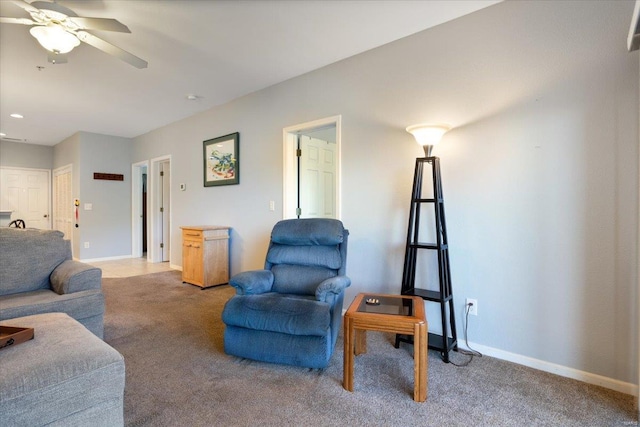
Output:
283 116 341 219
133 157 170 263
131 160 148 259
149 156 171 263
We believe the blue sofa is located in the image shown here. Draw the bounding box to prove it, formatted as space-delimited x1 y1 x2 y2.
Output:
222 218 350 369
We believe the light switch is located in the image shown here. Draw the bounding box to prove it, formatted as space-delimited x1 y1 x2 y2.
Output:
84 203 92 211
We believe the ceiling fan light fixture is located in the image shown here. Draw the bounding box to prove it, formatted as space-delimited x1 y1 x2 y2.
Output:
30 24 80 54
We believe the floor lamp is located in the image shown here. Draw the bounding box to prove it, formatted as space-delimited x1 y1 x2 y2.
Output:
398 123 458 363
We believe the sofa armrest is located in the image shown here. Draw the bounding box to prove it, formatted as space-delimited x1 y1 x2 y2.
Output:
229 270 274 295
315 276 351 303
50 260 102 295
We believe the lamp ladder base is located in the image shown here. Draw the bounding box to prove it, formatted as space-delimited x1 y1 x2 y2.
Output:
396 156 458 363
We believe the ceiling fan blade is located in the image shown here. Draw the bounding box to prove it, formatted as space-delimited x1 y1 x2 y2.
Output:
30 1 77 17
76 31 147 69
68 17 130 33
10 0 40 15
0 17 36 25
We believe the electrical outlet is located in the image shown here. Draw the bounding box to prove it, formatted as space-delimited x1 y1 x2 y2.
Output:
84 242 90 249
466 298 478 316
269 200 275 211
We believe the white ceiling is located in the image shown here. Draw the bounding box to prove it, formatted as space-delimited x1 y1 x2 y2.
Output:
0 0 500 147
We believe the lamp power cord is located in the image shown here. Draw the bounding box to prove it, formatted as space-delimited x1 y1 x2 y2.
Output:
450 302 483 367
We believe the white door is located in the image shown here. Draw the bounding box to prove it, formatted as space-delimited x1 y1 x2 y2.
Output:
160 161 170 262
0 167 51 229
53 165 73 240
283 116 341 220
149 156 171 264
299 135 337 218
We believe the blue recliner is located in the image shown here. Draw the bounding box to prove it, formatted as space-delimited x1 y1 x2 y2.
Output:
222 218 350 369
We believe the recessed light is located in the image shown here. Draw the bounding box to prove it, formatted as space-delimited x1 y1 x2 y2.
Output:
186 94 198 101
0 133 5 137
10 113 24 119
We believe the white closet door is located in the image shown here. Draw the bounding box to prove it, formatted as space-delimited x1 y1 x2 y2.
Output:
0 167 51 229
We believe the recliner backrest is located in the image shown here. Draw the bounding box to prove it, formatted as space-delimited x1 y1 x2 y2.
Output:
265 219 348 295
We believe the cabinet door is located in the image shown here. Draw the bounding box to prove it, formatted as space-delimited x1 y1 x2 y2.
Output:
189 242 204 284
182 241 196 283
182 231 204 286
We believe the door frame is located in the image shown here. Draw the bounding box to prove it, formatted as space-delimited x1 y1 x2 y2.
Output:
282 115 342 219
131 160 149 259
149 155 171 263
53 164 73 249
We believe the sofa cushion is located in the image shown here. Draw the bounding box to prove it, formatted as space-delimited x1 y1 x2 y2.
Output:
0 289 104 327
222 293 330 336
0 228 71 296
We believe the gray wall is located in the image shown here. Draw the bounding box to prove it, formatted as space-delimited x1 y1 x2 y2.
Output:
132 0 639 385
0 140 53 169
78 132 132 259
54 132 132 259
1 0 629 388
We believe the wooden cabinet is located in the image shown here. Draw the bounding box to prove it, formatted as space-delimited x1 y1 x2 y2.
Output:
181 226 230 288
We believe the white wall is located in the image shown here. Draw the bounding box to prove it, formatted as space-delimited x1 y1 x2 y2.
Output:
132 0 638 387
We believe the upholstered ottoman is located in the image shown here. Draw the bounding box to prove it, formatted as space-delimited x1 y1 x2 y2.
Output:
0 313 125 427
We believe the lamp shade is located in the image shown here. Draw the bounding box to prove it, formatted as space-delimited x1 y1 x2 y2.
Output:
405 124 451 146
30 24 80 54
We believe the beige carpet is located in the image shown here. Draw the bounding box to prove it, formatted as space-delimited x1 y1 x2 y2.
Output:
102 271 636 426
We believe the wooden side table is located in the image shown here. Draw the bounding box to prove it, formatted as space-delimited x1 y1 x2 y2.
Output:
180 226 230 289
343 293 427 402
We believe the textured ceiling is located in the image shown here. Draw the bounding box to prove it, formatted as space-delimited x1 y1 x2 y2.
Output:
0 0 500 146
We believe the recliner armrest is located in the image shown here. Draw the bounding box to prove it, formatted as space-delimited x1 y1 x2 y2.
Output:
229 270 274 295
50 260 102 295
315 276 351 302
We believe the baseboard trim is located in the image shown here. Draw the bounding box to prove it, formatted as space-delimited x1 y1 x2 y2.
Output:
460 341 637 396
170 264 182 271
77 254 133 263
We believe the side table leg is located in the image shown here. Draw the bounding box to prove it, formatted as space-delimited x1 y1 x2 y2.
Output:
354 328 367 355
343 316 354 392
413 322 428 402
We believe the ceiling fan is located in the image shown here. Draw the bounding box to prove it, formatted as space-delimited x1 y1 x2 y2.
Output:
0 0 147 68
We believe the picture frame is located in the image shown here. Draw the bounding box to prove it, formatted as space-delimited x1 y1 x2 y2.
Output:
203 132 239 187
